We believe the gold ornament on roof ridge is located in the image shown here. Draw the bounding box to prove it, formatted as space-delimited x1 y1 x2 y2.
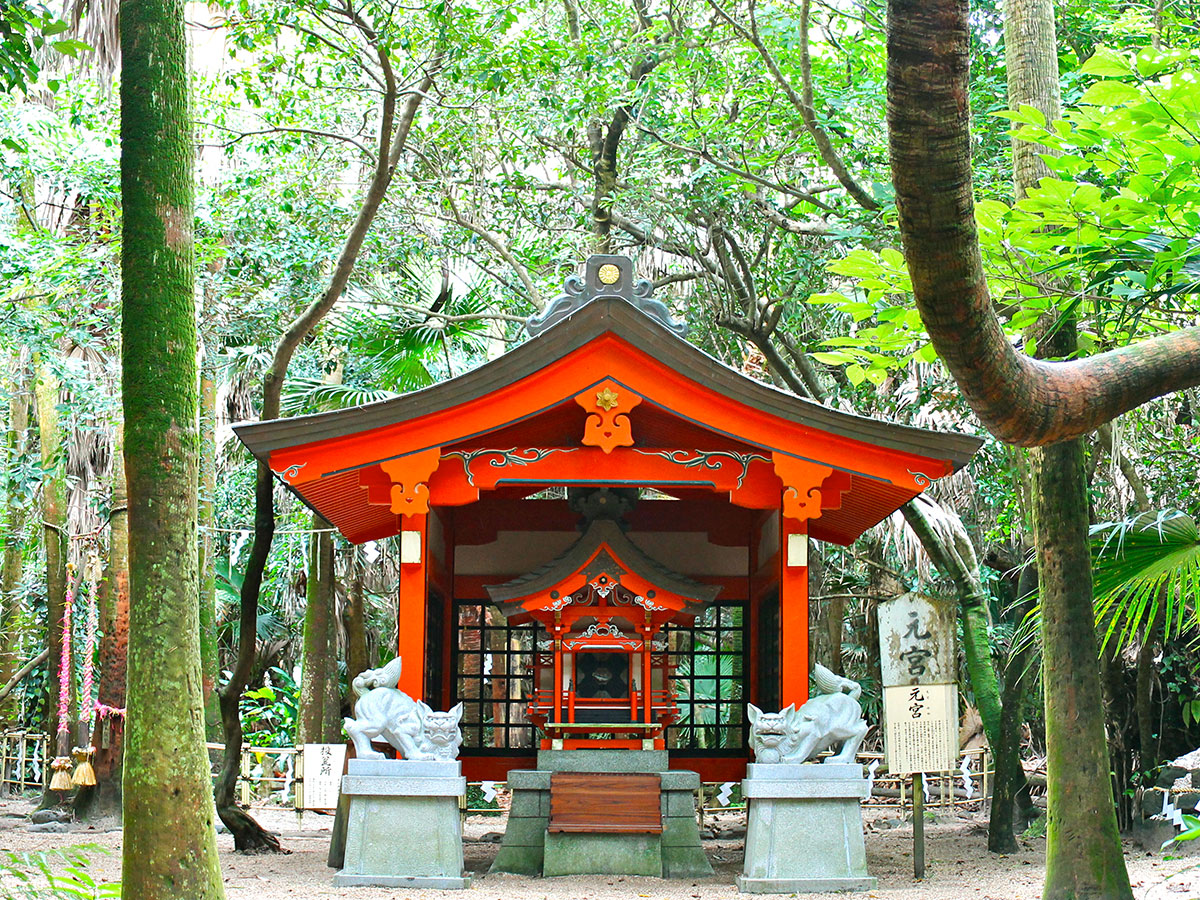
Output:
597 263 620 285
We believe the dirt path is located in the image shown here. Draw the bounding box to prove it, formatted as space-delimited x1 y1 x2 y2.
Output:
0 799 1195 899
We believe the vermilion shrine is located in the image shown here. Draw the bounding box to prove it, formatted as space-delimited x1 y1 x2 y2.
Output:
235 255 981 883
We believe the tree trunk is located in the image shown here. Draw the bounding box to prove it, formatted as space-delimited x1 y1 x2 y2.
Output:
75 420 129 819
344 546 368 688
992 560 1040 843
1005 2 1133 893
0 362 29 727
898 497 1025 852
198 371 221 740
120 0 225 894
1034 436 1133 899
1135 614 1160 771
588 24 660 253
214 38 441 849
299 514 338 744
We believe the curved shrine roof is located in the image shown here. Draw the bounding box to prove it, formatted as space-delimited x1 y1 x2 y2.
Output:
233 256 984 544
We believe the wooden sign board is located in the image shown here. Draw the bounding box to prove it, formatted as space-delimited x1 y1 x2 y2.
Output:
300 743 347 810
878 592 955 686
882 682 958 775
878 593 958 775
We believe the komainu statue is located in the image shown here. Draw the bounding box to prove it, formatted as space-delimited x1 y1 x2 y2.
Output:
748 664 868 764
343 657 464 761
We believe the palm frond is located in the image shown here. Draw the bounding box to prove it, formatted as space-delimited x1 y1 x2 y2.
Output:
1090 509 1200 651
280 377 400 416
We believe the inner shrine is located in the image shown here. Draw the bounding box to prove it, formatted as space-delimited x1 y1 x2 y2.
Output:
488 511 720 751
234 254 981 880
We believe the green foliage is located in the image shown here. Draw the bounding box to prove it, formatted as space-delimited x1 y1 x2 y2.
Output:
1162 813 1200 850
464 783 500 816
0 2 83 96
1091 510 1200 650
239 665 299 747
0 845 120 899
808 41 1200 387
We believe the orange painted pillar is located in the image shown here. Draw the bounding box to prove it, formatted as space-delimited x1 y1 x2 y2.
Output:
396 514 428 700
779 513 810 709
642 633 652 724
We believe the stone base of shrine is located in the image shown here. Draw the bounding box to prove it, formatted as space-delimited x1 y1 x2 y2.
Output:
489 749 713 878
737 763 875 894
332 759 471 890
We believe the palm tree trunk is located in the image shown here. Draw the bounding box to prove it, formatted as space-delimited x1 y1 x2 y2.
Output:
35 365 68 810
0 362 30 727
299 514 338 744
344 546 368 688
120 0 225 893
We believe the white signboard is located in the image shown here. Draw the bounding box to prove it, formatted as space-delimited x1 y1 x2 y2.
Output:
878 593 958 775
883 682 958 775
301 743 347 810
878 593 955 686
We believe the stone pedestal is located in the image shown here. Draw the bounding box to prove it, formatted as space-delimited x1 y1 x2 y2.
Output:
490 749 712 878
737 763 876 894
333 759 471 889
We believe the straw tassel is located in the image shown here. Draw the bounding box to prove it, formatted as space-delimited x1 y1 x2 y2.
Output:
49 755 73 792
70 745 96 787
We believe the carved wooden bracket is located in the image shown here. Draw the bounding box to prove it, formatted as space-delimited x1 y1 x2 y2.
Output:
772 453 840 521
360 448 441 517
575 380 642 454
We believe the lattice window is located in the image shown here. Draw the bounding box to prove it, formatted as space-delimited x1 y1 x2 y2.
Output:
663 600 748 751
452 600 542 750
451 598 748 753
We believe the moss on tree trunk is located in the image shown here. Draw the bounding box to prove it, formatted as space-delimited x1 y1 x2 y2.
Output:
0 364 29 727
300 514 339 744
119 0 225 894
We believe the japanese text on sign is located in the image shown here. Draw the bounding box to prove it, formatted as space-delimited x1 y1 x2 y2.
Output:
301 743 347 810
883 683 958 775
878 593 954 686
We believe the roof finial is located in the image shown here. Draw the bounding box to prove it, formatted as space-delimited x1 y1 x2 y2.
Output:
526 255 688 337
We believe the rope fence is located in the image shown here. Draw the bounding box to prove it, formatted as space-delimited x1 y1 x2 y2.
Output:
0 731 993 819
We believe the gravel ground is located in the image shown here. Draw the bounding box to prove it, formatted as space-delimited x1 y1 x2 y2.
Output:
0 798 1196 899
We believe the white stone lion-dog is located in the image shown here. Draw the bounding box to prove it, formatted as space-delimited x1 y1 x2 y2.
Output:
748 664 868 764
343 656 464 761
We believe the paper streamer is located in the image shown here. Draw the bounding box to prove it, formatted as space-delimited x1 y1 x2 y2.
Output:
866 759 881 799
960 755 975 800
716 782 735 807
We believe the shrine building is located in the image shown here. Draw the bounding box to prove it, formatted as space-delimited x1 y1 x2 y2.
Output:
234 255 982 783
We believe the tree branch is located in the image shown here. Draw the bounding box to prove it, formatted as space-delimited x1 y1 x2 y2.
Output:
706 0 878 210
443 193 543 310
888 0 1200 446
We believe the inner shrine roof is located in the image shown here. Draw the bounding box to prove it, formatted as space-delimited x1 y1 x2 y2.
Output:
486 518 720 618
232 256 984 544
